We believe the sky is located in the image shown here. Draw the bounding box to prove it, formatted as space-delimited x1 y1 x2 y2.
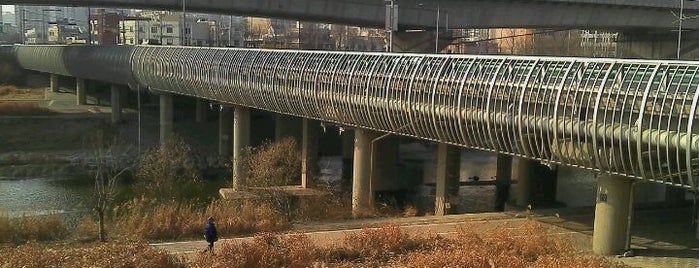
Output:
2 5 14 13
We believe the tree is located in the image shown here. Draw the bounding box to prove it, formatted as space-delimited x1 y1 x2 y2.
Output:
85 134 134 242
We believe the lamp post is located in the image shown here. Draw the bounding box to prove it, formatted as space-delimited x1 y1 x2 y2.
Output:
418 2 446 53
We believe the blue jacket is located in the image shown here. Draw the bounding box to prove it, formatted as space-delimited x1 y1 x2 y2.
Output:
205 221 218 242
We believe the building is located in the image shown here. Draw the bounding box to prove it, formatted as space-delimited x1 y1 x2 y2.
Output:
47 23 87 44
90 9 122 45
15 5 88 44
118 17 151 45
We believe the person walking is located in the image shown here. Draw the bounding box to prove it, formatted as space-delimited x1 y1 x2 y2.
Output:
204 217 218 254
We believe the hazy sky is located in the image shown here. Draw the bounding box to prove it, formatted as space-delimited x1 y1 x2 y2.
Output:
2 5 15 13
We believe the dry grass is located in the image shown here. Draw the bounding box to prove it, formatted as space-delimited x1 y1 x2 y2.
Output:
111 197 290 241
190 232 317 268
184 222 629 268
0 242 181 268
0 86 42 99
0 214 69 244
0 102 54 116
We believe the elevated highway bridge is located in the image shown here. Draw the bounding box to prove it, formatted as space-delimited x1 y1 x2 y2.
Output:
9 0 699 30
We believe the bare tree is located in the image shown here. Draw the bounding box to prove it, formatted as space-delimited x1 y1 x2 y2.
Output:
84 130 134 242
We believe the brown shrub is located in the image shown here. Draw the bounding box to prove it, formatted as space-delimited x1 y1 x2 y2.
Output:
245 138 301 187
0 102 54 116
135 136 200 200
342 224 417 262
190 232 317 268
0 242 180 268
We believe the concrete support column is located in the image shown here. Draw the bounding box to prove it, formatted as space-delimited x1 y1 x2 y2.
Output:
593 174 634 255
301 118 319 188
435 143 460 216
218 106 233 157
76 78 86 105
159 93 173 144
341 130 355 181
232 105 250 191
49 74 58 92
195 99 207 123
352 128 381 217
110 84 123 124
515 158 535 207
495 154 513 211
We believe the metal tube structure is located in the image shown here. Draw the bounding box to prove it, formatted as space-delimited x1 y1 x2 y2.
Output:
9 45 699 191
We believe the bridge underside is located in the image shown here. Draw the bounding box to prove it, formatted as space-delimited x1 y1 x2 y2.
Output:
9 0 699 30
7 45 699 191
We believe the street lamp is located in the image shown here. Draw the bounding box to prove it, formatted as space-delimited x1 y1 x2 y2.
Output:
417 2 447 53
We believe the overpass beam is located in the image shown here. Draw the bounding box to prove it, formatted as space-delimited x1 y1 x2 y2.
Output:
301 118 319 188
110 84 123 124
159 93 173 144
76 78 86 105
495 154 513 211
196 99 207 123
593 174 634 255
233 105 250 191
435 143 460 216
50 74 58 92
218 106 233 157
352 128 381 217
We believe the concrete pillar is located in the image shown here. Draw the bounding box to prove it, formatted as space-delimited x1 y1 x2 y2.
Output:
352 128 381 217
159 93 173 144
275 114 302 142
218 106 233 157
232 105 250 191
495 154 513 211
341 130 355 181
110 84 122 124
76 78 86 105
301 118 319 188
195 99 207 123
435 143 460 216
49 73 58 92
593 174 634 255
515 158 535 207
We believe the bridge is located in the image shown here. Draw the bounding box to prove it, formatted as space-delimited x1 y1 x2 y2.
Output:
2 44 698 255
10 0 699 30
